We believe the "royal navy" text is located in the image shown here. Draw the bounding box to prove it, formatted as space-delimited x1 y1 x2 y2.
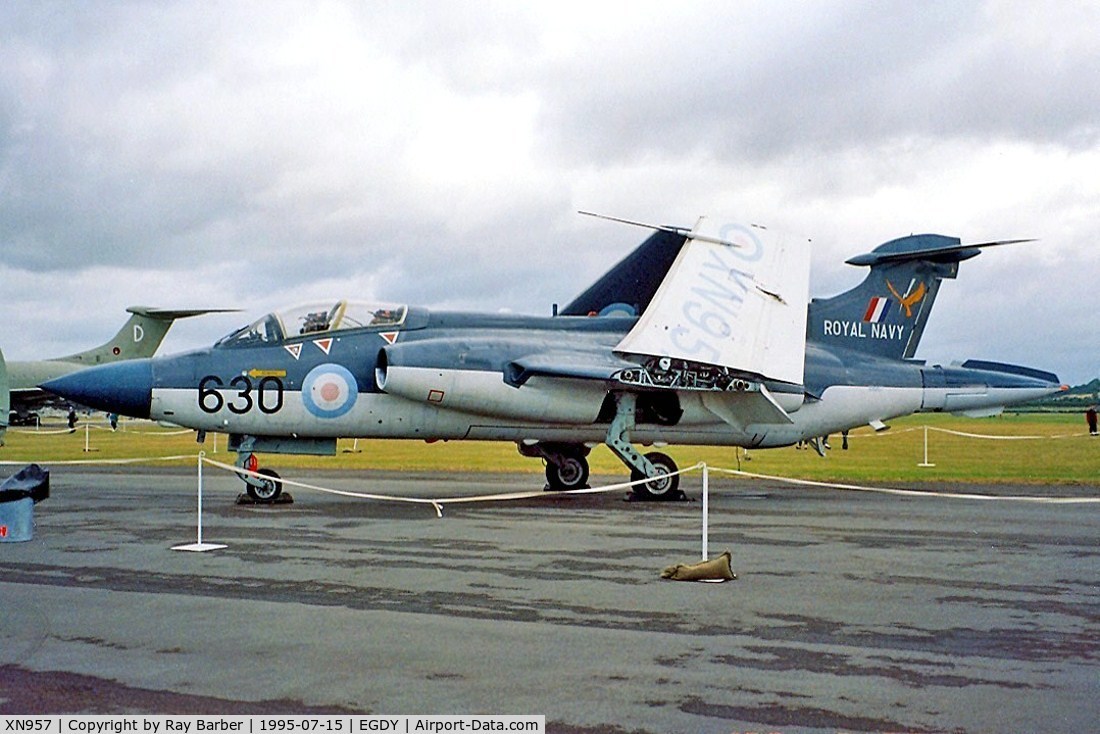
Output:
822 320 905 340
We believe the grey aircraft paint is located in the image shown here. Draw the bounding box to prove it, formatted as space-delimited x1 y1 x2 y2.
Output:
42 228 1063 500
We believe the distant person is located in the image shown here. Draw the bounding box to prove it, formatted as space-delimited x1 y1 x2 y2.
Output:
108 412 119 431
1088 406 1098 436
841 429 849 450
67 407 78 433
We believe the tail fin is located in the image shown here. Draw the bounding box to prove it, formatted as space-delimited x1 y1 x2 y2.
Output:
55 307 238 366
807 234 1015 360
558 229 688 317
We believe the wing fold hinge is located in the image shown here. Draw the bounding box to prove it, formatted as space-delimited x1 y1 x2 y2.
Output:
616 357 766 392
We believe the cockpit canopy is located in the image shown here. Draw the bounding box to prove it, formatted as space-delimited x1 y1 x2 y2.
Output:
216 300 408 347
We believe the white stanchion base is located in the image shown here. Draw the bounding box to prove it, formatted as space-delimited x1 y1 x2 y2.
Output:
171 542 228 552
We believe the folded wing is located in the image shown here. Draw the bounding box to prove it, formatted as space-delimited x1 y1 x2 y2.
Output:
614 218 811 387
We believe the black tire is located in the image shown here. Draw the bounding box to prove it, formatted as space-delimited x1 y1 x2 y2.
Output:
246 467 283 501
545 453 590 491
630 452 680 500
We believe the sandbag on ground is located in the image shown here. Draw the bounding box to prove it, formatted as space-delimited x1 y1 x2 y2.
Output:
660 550 737 581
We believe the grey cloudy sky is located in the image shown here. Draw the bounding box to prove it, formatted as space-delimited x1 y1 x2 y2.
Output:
2 0 1098 384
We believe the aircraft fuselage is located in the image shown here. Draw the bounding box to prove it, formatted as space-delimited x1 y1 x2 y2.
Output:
51 306 1059 450
41 225 1065 500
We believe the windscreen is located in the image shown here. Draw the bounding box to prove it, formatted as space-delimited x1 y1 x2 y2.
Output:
216 300 407 347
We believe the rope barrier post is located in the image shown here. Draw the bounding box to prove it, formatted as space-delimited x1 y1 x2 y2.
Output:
918 425 935 467
702 463 709 561
84 424 90 453
172 452 227 552
197 452 204 544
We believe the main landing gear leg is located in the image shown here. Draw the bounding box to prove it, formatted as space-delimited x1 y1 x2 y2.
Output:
605 393 683 502
235 435 284 502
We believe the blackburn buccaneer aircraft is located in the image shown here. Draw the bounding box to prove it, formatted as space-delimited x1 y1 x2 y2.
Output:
43 218 1064 500
2 307 235 435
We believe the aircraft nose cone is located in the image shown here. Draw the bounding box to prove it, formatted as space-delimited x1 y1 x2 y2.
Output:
41 359 153 419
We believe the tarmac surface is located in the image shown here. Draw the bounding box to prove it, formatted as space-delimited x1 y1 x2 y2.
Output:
1 464 1098 733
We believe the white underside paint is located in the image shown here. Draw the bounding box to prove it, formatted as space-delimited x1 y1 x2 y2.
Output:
921 387 1056 413
150 381 977 450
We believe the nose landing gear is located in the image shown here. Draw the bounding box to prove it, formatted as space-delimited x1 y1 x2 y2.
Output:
234 436 287 503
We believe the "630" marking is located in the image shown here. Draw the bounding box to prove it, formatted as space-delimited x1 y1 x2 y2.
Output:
198 374 284 415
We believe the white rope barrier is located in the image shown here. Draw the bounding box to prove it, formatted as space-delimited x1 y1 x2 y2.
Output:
804 425 1089 441
926 426 1087 440
203 456 1099 509
95 426 194 436
708 466 1100 504
6 427 76 436
837 426 923 438
7 424 193 437
2 443 1095 555
180 458 1095 554
0 454 199 467
2 425 1095 511
201 455 706 517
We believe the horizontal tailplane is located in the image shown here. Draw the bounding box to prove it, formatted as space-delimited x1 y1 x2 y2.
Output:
958 359 1060 385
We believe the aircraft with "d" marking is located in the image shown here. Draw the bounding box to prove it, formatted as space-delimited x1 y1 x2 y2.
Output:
2 307 235 441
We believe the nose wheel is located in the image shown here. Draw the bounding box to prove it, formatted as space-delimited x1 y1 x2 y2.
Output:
235 437 285 502
247 467 283 501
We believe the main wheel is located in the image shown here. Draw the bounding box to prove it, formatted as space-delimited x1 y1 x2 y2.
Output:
630 452 680 501
545 453 590 491
246 467 283 501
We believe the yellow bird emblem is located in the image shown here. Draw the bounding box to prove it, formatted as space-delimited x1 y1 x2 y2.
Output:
886 280 927 318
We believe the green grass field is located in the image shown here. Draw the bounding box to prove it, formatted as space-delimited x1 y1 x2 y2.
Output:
2 412 1097 485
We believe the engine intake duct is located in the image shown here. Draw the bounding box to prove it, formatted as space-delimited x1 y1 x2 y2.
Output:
376 344 607 424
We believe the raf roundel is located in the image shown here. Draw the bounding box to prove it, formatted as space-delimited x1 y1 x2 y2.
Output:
302 363 359 419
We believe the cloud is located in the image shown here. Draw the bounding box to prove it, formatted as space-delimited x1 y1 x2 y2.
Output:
529 2 1100 165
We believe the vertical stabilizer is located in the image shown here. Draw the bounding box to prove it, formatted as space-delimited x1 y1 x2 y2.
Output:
55 307 237 366
807 234 977 360
559 229 688 317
